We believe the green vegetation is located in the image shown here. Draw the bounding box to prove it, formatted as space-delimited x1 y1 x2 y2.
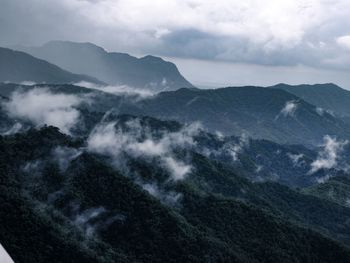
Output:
1 126 350 262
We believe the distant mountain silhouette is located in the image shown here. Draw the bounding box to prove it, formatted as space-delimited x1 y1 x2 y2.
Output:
271 83 350 117
0 47 103 85
17 41 193 91
3 82 349 146
128 86 350 145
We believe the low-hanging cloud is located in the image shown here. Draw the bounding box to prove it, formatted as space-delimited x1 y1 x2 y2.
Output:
275 100 299 120
87 118 201 181
142 182 182 205
52 146 82 171
287 153 304 167
75 81 155 99
2 88 83 134
281 100 298 117
0 122 23 136
201 133 249 163
223 134 250 162
309 135 348 174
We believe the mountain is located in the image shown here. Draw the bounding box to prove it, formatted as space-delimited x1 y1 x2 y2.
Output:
16 41 193 91
0 47 103 85
2 124 350 262
2 82 350 147
303 176 350 207
271 83 350 118
2 80 350 261
1 83 347 189
126 86 350 146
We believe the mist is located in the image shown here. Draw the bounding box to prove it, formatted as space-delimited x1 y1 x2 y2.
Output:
2 88 84 134
310 135 349 174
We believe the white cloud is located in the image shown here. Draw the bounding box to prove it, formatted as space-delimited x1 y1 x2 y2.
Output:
75 81 155 99
336 35 350 49
309 135 348 174
142 183 182 205
73 206 106 237
61 0 329 49
225 134 249 161
2 88 83 134
3 0 350 70
20 81 36 86
201 133 249 162
0 123 23 136
287 153 304 167
87 118 201 181
163 157 191 181
281 101 298 117
276 100 298 120
52 146 82 171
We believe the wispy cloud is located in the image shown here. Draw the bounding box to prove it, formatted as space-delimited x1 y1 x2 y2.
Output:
0 122 23 135
75 81 155 99
287 153 304 167
309 135 348 174
87 118 201 181
2 88 83 134
201 133 249 162
142 182 182 205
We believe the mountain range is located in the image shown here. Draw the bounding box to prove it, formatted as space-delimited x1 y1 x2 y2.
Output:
13 41 193 91
0 47 102 85
1 119 350 263
271 83 350 118
115 86 350 146
1 41 350 263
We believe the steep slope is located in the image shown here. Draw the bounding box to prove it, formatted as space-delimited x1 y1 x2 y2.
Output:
303 176 350 208
4 82 350 146
16 41 193 91
1 126 350 262
132 87 350 145
1 83 348 189
271 83 350 117
0 47 103 85
198 134 348 188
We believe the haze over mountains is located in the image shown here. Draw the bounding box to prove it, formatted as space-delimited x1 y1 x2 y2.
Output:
1 40 350 262
0 47 102 85
271 83 350 118
15 41 193 91
115 86 350 146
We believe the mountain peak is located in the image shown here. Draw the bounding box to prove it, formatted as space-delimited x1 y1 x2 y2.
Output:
139 55 165 63
17 41 194 91
272 83 342 90
43 40 106 54
0 47 103 85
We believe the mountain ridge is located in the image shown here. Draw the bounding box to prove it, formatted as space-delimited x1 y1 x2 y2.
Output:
270 83 350 118
0 47 103 85
15 40 194 91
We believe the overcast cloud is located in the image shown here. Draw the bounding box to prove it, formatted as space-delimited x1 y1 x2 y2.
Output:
1 0 350 86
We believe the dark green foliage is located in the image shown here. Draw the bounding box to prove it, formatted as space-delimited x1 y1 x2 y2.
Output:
1 127 350 262
303 176 350 208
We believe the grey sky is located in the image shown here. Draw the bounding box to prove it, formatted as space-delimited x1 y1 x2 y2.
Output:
166 57 350 89
1 0 350 88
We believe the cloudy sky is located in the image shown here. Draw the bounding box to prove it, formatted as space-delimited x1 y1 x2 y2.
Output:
1 0 350 88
